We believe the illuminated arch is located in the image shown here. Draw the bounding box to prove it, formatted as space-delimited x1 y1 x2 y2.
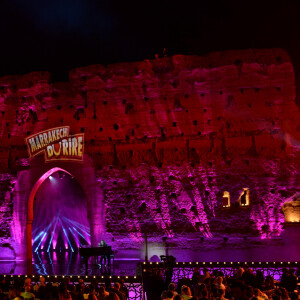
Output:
222 191 230 207
12 155 105 274
239 188 250 206
26 167 73 269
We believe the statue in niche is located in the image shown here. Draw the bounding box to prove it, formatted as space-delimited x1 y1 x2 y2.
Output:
240 190 247 206
222 191 230 207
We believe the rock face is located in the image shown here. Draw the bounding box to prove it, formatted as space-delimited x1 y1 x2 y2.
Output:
0 48 300 261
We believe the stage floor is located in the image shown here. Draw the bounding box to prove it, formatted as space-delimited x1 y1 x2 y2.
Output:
0 251 139 276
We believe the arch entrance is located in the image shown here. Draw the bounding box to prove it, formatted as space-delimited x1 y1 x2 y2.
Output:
12 156 105 274
31 168 91 255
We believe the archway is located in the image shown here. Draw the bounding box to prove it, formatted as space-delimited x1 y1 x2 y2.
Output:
26 168 76 271
31 169 91 255
11 155 105 274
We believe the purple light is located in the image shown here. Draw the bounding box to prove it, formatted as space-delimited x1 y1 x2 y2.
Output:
32 170 90 252
47 218 58 252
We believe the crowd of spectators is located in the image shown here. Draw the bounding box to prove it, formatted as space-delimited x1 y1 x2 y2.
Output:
144 266 299 300
0 276 128 300
0 266 298 300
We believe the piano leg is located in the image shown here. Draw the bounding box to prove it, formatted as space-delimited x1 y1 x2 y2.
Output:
107 255 112 275
84 257 88 273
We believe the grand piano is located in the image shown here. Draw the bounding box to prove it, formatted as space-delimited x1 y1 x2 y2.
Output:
79 245 114 271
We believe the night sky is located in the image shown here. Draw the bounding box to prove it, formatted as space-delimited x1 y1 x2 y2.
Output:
1 0 300 101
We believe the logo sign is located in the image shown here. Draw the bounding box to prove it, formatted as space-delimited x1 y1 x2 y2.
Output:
25 126 84 162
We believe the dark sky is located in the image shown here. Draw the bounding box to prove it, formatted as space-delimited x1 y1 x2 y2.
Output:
1 0 300 97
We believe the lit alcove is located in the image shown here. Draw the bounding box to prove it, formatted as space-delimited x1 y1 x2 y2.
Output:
222 191 230 208
32 170 90 253
239 188 250 206
281 193 300 223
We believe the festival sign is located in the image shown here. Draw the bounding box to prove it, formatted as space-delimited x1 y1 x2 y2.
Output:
25 126 84 162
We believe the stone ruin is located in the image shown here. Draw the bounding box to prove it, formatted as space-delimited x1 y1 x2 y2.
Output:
0 48 299 262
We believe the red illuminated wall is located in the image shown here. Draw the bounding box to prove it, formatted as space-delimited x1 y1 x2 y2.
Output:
0 48 300 260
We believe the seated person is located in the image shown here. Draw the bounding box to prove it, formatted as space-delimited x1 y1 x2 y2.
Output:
21 286 35 299
99 240 108 247
99 240 110 266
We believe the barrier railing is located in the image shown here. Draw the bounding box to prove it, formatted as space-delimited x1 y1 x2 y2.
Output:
2 274 143 300
142 261 299 282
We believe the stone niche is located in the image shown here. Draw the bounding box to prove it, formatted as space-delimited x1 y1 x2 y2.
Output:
282 193 300 223
0 48 300 261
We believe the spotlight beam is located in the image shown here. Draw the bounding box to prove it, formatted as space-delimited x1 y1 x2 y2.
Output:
72 226 90 244
34 219 55 252
35 232 47 252
40 219 55 250
47 217 59 252
33 231 44 243
60 218 74 252
62 216 90 235
63 228 74 252
68 227 80 248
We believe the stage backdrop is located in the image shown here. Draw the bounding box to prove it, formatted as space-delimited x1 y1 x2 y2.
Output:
0 48 299 263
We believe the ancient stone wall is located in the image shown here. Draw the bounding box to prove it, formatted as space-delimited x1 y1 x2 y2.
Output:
0 48 300 260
